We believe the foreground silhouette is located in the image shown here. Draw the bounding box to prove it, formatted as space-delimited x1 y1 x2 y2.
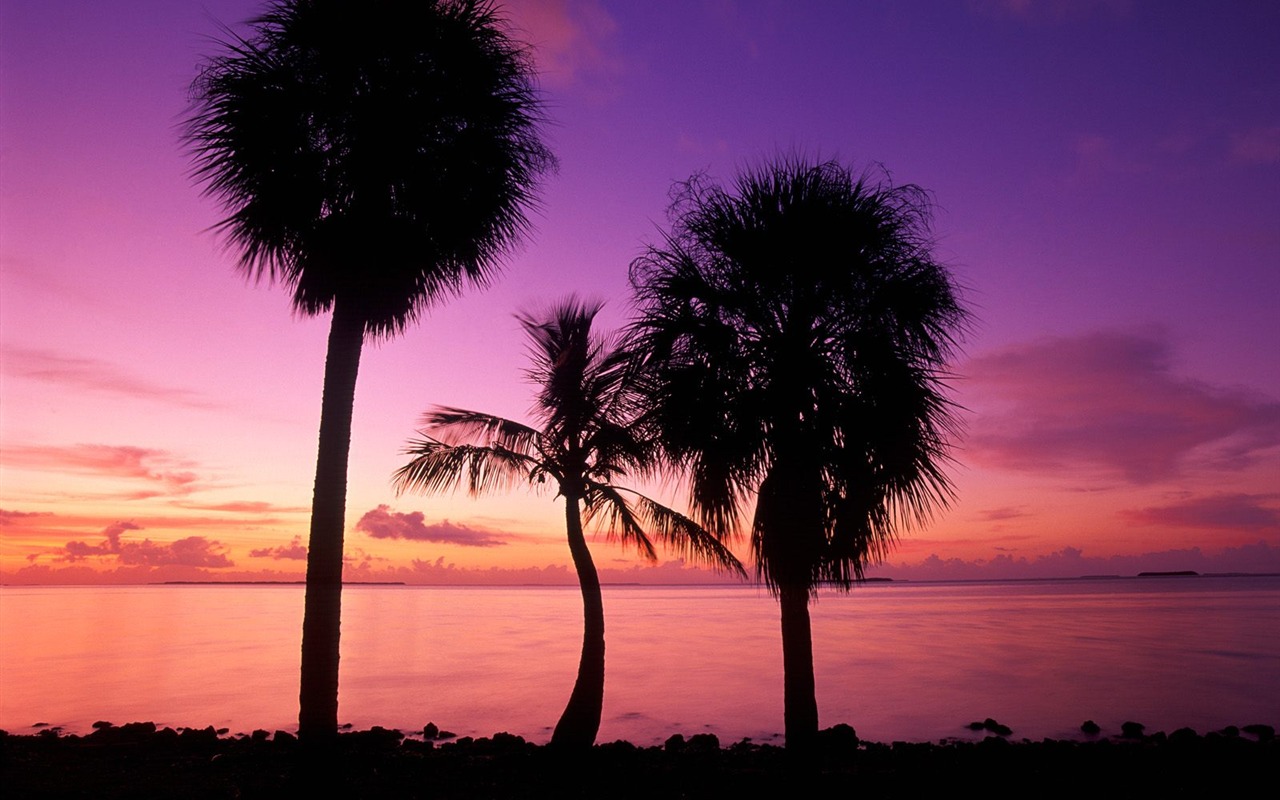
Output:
631 157 968 751
184 0 553 743
8 722 1275 798
394 299 744 749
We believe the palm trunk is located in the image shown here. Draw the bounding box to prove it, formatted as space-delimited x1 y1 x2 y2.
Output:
298 297 365 744
550 493 605 749
779 582 819 751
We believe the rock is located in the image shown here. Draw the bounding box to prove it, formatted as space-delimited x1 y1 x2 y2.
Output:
1120 721 1145 739
1081 720 1101 735
92 720 113 729
1242 724 1275 741
818 723 859 751
664 733 686 752
982 718 1013 736
686 733 720 753
423 722 439 739
1220 725 1240 737
1169 728 1199 745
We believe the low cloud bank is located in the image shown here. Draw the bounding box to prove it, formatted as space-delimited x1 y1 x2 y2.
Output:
355 505 506 547
29 521 233 568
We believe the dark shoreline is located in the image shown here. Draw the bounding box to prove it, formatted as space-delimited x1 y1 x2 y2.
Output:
4 722 1276 798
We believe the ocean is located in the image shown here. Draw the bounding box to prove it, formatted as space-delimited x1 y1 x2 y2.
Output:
2 576 1277 744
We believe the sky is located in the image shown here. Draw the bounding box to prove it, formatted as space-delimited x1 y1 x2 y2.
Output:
2 0 1278 585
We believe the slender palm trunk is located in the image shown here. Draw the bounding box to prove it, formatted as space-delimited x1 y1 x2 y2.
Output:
551 492 605 749
298 297 365 743
779 582 819 751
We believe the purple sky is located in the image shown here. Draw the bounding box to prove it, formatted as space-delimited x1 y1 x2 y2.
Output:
2 0 1278 583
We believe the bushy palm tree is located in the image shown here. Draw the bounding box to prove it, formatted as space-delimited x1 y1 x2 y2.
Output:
630 157 968 751
394 298 744 749
184 0 553 742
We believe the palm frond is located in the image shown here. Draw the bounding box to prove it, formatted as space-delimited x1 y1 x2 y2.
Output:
580 483 658 562
420 406 542 454
393 437 544 498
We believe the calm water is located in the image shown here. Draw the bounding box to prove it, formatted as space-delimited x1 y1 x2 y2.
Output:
1 577 1277 744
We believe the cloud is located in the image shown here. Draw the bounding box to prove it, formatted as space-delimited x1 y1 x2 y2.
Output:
2 347 218 410
975 506 1030 522
0 509 53 522
1230 126 1280 164
965 330 1280 483
355 506 507 547
46 521 233 567
504 0 620 90
251 536 308 560
968 0 1132 23
873 541 1280 581
1 443 201 498
1119 493 1280 532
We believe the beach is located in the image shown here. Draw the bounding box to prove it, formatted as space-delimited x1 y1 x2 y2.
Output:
4 721 1275 798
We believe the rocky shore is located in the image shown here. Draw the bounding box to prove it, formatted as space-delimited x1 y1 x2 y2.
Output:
3 721 1275 798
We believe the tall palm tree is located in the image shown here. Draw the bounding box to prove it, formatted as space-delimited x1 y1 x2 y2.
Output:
394 299 744 749
184 0 553 743
630 157 968 751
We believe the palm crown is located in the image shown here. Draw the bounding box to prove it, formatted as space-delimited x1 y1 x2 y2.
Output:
632 158 967 590
186 0 554 337
395 298 742 748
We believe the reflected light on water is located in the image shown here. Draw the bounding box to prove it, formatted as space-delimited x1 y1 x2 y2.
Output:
1 578 1276 743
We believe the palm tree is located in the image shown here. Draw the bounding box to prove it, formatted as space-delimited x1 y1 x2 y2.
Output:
630 157 968 751
184 0 553 743
394 298 744 749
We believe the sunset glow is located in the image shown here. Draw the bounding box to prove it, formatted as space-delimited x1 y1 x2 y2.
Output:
3 0 1278 585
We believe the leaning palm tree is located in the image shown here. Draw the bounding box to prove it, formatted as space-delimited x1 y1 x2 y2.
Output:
630 157 968 751
184 0 553 743
394 298 744 749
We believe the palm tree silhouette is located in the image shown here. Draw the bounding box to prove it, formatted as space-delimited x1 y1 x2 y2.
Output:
630 157 968 751
184 0 553 743
394 298 744 749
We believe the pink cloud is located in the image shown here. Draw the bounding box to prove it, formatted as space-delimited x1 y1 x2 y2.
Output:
2 443 201 498
968 0 1132 23
966 330 1280 483
1119 493 1280 532
873 541 1280 581
975 506 1030 522
355 505 506 547
2 347 219 410
505 0 619 90
250 536 308 560
1230 126 1280 164
44 521 233 568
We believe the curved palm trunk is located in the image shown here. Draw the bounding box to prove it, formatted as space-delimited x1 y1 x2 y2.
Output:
550 493 605 749
779 583 819 751
298 297 365 744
